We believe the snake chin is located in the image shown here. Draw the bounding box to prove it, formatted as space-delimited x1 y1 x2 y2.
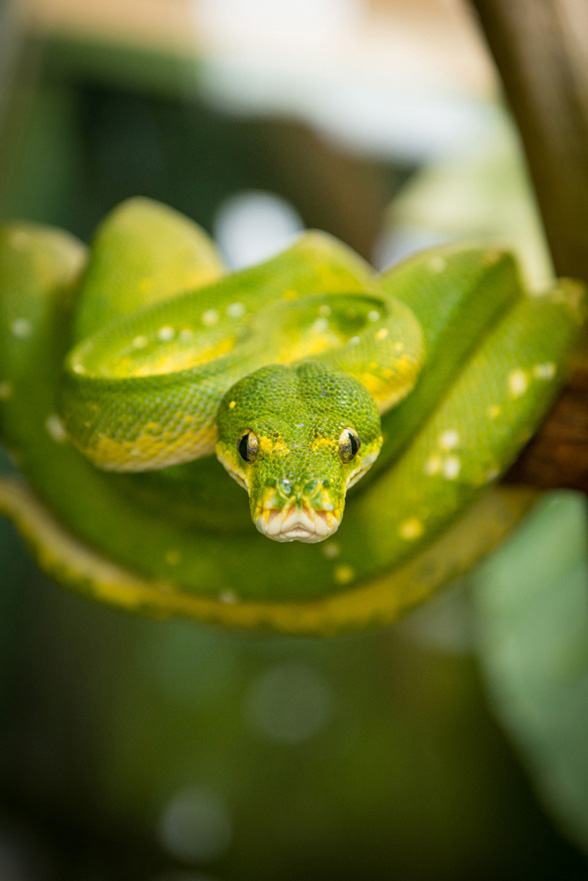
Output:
255 506 340 543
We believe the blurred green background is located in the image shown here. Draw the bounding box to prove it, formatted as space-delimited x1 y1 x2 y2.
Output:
1 2 587 879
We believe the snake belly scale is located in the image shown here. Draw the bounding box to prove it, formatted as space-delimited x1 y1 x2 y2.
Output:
0 198 585 634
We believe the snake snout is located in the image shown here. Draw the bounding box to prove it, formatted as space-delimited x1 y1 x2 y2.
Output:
274 477 327 505
255 476 342 543
255 505 340 543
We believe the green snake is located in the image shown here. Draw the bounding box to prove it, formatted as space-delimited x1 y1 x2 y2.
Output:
0 198 585 634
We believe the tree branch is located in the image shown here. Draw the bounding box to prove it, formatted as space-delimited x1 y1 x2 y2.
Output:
470 0 588 281
505 357 588 493
469 0 588 494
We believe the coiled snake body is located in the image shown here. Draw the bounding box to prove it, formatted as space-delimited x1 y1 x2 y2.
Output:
0 199 584 634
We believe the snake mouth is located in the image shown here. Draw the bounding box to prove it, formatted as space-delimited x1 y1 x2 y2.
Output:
255 505 341 543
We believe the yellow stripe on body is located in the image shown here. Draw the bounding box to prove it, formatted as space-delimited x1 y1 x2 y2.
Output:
89 422 218 470
109 336 237 378
0 477 538 636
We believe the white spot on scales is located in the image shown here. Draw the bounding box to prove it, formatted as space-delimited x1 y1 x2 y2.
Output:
424 453 461 481
158 326 175 342
439 429 460 450
399 518 424 540
532 362 556 380
508 369 529 398
202 309 220 327
441 455 461 480
11 318 32 338
45 414 67 443
226 302 246 318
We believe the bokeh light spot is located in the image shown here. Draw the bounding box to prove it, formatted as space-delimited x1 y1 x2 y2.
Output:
244 661 332 743
213 190 303 269
157 786 232 864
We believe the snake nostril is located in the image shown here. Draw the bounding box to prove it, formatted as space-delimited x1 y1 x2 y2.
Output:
322 479 331 489
278 478 294 497
303 479 318 496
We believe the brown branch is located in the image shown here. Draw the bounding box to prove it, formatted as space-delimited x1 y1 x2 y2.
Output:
470 0 588 495
505 352 588 493
469 0 588 281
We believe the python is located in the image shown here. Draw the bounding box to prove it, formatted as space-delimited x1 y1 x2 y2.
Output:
0 198 584 633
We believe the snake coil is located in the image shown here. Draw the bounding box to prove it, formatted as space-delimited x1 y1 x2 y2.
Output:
0 198 584 634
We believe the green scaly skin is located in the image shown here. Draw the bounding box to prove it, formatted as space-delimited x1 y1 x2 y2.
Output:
57 202 424 540
216 362 382 542
0 198 585 635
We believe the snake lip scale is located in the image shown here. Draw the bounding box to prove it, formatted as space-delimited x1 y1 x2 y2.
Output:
256 505 337 543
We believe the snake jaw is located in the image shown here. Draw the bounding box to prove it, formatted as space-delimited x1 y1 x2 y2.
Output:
215 445 344 542
345 447 381 489
255 503 341 543
253 478 343 543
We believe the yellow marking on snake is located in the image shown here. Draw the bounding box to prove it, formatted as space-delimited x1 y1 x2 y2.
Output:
258 436 291 456
92 423 218 468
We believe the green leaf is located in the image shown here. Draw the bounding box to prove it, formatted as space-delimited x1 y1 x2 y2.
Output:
473 492 588 853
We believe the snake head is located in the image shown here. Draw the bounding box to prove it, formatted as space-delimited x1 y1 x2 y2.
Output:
215 362 382 542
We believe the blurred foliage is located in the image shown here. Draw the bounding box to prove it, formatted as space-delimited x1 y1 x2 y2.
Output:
0 36 403 259
2 558 586 880
474 493 588 856
383 126 553 289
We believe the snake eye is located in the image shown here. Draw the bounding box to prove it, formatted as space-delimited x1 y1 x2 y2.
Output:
238 430 258 462
338 427 361 463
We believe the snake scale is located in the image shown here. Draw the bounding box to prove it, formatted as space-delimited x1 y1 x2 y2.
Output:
0 198 584 634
